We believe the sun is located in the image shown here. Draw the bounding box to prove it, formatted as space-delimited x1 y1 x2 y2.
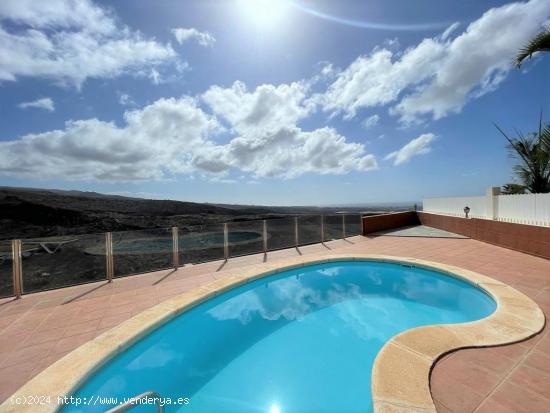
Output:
238 0 289 28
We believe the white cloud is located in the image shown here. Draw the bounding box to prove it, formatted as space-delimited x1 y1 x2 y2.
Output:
385 133 437 165
320 39 446 120
0 0 176 87
17 97 54 112
171 27 215 47
383 38 400 50
392 0 550 123
118 93 135 106
148 68 162 85
362 114 380 129
0 91 378 181
199 127 378 179
0 0 114 33
202 80 315 134
321 63 336 77
440 22 461 41
199 80 377 178
0 97 220 181
321 0 550 124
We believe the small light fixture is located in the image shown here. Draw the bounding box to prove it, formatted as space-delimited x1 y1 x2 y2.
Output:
464 206 471 218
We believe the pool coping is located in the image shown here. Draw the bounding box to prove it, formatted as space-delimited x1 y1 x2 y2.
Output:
0 254 545 413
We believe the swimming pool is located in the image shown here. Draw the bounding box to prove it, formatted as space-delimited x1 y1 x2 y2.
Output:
62 260 496 413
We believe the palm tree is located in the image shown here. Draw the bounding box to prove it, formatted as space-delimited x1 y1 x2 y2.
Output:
501 183 527 194
495 115 550 193
516 26 550 67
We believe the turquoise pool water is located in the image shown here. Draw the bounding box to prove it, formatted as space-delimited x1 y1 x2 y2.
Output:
63 261 496 413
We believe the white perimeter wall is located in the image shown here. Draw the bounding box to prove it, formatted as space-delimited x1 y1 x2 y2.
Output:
423 192 550 226
422 196 487 219
496 193 550 225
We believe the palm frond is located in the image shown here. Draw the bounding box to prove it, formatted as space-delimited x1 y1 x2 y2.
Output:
495 117 550 193
501 183 527 194
541 122 550 152
516 27 550 68
494 123 534 170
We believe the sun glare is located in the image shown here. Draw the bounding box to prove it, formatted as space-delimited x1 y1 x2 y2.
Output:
239 0 289 28
269 404 281 413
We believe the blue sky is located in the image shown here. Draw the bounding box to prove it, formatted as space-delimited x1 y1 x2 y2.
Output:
0 0 549 205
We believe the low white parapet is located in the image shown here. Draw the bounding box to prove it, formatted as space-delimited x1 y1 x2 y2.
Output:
423 188 550 227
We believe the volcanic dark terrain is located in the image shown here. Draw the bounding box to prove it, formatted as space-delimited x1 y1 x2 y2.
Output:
0 186 391 240
0 187 410 297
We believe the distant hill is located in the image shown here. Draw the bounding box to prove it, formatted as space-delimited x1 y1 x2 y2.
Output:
0 187 268 239
0 187 262 215
0 186 411 240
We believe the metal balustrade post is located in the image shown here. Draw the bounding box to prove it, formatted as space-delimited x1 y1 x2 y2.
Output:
172 227 179 269
223 223 229 260
262 220 268 253
105 232 114 282
294 216 299 246
11 239 23 298
321 215 325 243
342 214 346 239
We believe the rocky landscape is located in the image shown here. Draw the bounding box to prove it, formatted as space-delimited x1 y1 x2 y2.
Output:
0 187 411 297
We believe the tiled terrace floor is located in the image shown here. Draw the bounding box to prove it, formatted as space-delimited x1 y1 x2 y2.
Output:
370 224 469 239
0 235 549 412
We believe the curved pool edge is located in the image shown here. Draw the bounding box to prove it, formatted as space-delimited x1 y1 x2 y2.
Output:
0 254 544 413
369 257 545 413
